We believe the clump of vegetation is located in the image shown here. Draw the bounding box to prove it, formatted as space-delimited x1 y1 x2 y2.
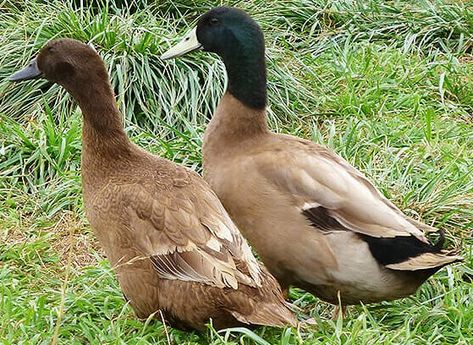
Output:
1 0 472 344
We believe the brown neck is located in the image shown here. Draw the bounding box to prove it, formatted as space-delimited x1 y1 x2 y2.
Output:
64 72 131 159
203 92 269 156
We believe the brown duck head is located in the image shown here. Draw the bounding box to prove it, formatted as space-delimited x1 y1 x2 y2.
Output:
9 39 108 99
9 38 126 141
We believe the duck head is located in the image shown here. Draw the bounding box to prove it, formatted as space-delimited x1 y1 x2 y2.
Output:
162 7 267 110
161 7 264 60
9 39 105 94
9 39 125 135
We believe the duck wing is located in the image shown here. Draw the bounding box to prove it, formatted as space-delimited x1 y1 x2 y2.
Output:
124 166 262 289
254 136 462 270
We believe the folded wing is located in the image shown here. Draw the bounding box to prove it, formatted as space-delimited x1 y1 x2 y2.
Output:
255 139 462 269
124 170 262 289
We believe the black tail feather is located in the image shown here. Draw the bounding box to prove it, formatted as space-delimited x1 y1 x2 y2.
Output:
302 206 446 267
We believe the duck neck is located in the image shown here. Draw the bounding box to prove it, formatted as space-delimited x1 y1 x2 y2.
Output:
62 72 133 188
65 73 130 158
203 92 268 160
222 44 267 110
205 42 269 142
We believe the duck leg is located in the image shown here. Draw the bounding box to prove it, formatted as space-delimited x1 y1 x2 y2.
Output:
332 305 347 320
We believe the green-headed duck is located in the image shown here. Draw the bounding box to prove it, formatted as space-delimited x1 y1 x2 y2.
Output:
161 7 463 309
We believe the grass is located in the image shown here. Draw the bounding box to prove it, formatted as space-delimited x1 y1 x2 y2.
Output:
0 0 472 343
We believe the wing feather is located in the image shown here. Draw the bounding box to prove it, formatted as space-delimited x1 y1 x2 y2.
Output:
257 141 430 242
253 137 463 270
125 170 262 289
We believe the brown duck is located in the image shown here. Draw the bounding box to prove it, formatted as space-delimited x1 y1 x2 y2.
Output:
161 7 463 307
9 38 296 331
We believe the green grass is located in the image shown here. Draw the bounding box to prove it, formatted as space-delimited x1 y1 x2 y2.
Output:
0 0 472 344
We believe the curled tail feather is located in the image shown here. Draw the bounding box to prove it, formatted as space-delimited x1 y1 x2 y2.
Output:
431 228 445 251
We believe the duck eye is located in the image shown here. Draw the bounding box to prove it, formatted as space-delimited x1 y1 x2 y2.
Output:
209 18 219 25
48 47 54 52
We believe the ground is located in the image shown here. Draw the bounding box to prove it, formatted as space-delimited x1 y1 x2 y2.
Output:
0 1 472 344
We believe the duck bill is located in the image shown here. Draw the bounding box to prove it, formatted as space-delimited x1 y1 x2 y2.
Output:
9 57 42 82
161 27 202 60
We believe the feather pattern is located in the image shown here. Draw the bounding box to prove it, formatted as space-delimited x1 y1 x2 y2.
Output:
124 169 262 289
257 140 429 241
255 137 463 269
